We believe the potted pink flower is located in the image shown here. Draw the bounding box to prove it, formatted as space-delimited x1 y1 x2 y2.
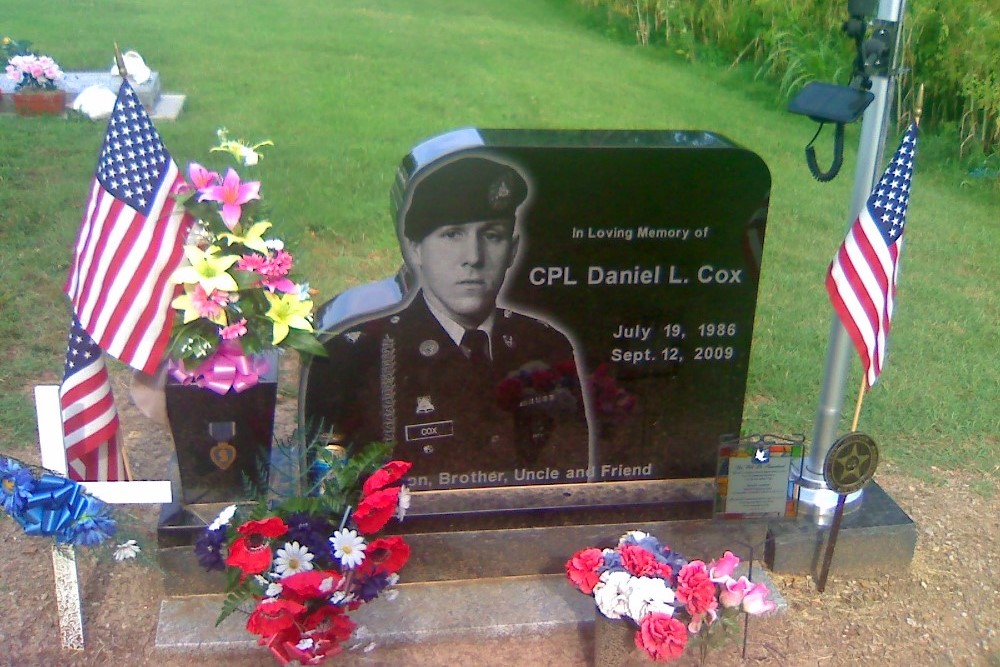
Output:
5 52 65 116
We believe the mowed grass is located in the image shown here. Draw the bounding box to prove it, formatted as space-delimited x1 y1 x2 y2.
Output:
1 0 997 477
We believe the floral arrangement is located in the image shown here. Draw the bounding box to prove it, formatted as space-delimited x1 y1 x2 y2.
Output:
589 363 637 425
5 52 63 92
495 359 581 413
567 531 776 663
194 441 411 665
0 455 139 561
168 130 325 393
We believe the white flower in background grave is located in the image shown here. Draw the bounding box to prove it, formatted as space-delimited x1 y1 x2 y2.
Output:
397 486 412 521
113 540 140 561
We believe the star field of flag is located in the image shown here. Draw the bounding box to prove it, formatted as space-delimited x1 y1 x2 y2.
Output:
63 318 103 379
95 84 170 216
868 126 915 244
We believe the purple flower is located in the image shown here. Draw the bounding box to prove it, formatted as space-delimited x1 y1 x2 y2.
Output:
356 572 390 602
284 512 334 566
195 527 228 571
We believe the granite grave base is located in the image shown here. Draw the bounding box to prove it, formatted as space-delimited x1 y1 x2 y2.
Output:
765 480 917 577
155 566 785 657
0 71 185 120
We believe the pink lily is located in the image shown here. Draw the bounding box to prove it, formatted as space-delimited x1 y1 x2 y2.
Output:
198 168 261 230
188 162 220 190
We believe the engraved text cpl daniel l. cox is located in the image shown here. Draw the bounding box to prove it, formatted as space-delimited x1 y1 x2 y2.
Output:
527 264 744 286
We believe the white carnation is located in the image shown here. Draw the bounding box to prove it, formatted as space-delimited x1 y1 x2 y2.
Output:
625 576 675 622
593 570 633 620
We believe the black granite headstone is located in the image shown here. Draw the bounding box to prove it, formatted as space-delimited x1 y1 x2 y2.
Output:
301 129 770 506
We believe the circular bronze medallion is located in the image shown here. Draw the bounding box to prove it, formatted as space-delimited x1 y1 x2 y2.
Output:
824 432 879 494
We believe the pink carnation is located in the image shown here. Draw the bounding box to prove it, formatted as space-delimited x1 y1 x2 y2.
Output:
260 249 293 277
565 548 604 595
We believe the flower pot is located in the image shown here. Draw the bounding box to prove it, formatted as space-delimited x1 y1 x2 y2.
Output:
165 377 278 505
13 89 66 116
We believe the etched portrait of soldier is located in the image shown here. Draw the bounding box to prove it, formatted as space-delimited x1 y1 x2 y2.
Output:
302 152 592 489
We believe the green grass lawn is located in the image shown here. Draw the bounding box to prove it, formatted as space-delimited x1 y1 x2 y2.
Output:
1 0 997 480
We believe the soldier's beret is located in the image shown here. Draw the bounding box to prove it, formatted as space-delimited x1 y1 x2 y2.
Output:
402 155 528 241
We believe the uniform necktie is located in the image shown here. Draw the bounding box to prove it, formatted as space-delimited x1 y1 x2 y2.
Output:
461 329 491 365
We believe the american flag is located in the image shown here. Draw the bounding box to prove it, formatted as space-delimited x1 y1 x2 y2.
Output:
62 81 192 480
60 318 125 482
826 122 918 388
64 81 191 375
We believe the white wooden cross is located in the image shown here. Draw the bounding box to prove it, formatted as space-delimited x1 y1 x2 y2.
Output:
33 385 172 651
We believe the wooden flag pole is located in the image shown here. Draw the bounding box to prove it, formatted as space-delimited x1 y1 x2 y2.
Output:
850 375 866 432
914 83 925 128
113 42 128 79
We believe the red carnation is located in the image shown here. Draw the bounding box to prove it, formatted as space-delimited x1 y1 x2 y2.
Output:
353 487 400 534
565 547 604 595
362 460 412 497
301 604 355 637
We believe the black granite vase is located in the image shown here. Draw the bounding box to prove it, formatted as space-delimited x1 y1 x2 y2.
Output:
165 377 277 505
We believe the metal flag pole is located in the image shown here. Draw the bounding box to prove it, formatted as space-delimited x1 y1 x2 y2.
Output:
795 0 908 523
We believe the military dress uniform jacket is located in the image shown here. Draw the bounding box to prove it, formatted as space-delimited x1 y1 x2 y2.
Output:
303 292 591 489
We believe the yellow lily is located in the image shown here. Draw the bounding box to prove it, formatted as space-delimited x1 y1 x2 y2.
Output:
264 292 314 345
217 220 273 255
171 245 240 294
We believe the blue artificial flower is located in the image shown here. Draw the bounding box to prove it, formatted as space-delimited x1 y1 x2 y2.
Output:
195 527 228 572
599 550 626 574
63 497 117 546
0 457 35 516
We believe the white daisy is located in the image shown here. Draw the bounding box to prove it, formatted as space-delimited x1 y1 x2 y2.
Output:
113 540 140 562
330 528 367 569
273 541 315 578
209 504 238 531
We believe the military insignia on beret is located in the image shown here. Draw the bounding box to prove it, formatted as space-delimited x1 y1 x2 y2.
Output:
344 331 361 343
419 339 439 357
503 309 512 318
488 175 513 211
503 334 515 349
416 396 435 414
390 316 400 324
